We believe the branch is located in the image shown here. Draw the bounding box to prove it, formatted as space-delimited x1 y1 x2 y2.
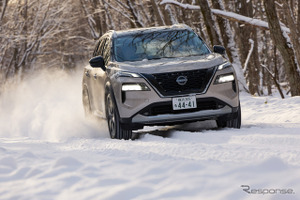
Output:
160 0 291 33
211 9 290 33
103 0 136 25
261 64 285 99
0 0 9 22
115 0 130 10
127 0 144 27
79 0 99 39
243 39 254 74
160 0 199 10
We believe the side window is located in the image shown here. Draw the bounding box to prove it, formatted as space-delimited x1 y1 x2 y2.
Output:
97 38 106 56
93 40 101 57
102 38 111 65
93 35 111 65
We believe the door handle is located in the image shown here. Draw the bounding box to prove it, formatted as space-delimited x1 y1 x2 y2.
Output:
93 74 97 79
85 71 90 77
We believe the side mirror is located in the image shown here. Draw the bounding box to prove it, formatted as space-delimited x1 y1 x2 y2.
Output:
89 56 105 71
213 45 226 55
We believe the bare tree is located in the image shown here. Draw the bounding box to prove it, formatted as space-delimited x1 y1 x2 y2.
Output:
196 0 221 46
234 0 261 95
150 0 166 26
282 2 300 72
1 0 300 97
0 0 93 85
264 0 300 96
0 0 9 22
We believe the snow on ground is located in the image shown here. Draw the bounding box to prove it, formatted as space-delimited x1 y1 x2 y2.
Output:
0 69 300 200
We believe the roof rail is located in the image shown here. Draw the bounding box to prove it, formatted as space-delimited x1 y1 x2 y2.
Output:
106 30 116 36
171 24 192 30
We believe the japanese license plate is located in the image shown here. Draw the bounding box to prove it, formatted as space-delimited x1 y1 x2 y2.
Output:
172 96 197 110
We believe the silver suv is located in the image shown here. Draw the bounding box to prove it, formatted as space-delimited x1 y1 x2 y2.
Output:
82 24 241 140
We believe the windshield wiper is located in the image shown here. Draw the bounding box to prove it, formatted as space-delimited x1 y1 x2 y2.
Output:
147 56 161 60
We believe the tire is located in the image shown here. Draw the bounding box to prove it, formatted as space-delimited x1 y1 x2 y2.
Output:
105 89 132 140
217 103 241 129
82 86 92 118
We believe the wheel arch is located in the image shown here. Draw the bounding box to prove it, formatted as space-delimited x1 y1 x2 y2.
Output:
104 80 120 119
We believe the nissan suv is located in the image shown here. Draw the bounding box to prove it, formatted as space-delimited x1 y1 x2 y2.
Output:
82 24 241 140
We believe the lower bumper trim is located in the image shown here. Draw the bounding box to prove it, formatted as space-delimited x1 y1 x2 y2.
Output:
131 105 232 124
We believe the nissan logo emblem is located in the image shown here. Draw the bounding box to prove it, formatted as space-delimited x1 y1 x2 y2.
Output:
176 76 188 86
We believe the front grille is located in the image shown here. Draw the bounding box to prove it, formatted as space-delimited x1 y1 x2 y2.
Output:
142 67 216 96
140 99 225 116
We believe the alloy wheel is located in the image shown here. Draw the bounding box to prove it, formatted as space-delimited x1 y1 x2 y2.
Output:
106 93 116 138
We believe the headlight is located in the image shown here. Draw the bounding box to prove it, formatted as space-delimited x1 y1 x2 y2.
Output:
122 83 150 91
214 73 235 84
116 71 141 78
218 62 232 70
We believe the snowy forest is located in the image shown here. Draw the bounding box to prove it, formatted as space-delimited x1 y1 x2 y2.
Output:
1 0 300 97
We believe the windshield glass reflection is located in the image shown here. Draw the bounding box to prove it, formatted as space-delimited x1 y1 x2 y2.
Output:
114 30 210 62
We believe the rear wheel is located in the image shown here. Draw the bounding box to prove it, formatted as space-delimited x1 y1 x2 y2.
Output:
105 90 132 140
217 103 241 129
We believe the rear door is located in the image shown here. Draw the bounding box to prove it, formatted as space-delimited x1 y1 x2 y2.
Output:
83 39 100 112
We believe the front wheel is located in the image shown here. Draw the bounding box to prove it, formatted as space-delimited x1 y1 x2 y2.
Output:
105 90 132 140
217 103 241 129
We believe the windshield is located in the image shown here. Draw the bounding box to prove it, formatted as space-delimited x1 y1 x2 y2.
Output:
113 30 210 62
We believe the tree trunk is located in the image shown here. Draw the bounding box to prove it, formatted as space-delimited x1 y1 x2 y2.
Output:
264 0 300 96
297 1 300 34
165 4 178 24
282 2 300 73
196 0 221 46
147 0 155 26
211 0 247 92
127 0 143 28
150 0 165 26
100 0 109 32
211 0 233 62
92 0 104 36
0 0 9 22
159 3 172 25
235 0 260 95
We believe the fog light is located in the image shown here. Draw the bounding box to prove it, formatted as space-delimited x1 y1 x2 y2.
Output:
214 73 235 84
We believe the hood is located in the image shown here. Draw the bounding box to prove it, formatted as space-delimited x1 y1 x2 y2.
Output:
114 53 226 74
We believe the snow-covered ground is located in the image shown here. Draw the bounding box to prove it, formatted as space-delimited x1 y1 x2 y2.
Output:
0 70 300 200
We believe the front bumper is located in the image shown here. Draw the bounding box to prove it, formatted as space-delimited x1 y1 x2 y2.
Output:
118 97 239 130
111 66 239 130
